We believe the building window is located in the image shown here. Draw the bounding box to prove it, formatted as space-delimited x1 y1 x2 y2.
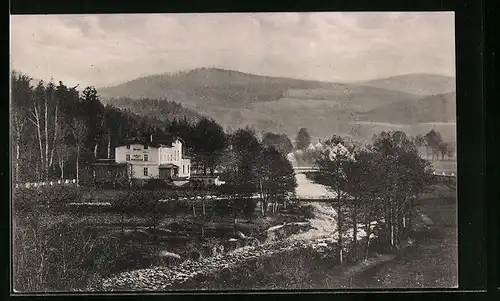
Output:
126 145 130 149
183 165 185 174
144 167 148 176
126 154 130 161
144 145 148 150
144 154 149 161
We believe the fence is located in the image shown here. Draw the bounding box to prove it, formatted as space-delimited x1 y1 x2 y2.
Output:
432 171 456 177
14 179 77 189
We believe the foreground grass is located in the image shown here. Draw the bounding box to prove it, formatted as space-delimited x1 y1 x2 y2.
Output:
348 191 457 288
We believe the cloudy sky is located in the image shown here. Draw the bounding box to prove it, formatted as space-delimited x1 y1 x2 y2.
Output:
10 12 455 87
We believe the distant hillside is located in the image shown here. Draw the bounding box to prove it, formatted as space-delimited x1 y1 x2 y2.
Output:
99 68 455 141
359 92 456 124
358 73 456 96
99 68 345 108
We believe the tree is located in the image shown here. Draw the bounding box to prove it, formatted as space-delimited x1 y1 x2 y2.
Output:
70 118 88 187
262 132 293 155
259 146 297 215
80 86 104 159
345 150 386 261
371 131 433 248
54 124 72 179
192 117 228 174
315 141 354 264
295 128 311 151
424 129 442 160
11 72 33 183
325 134 345 146
27 81 47 180
438 142 449 160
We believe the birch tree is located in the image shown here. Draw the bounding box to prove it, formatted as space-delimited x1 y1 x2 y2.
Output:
70 117 88 186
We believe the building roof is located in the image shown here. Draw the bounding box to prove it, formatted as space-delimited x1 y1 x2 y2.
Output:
118 135 184 148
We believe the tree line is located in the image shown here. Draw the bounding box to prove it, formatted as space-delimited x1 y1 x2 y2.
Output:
413 129 454 160
11 71 297 197
11 72 228 184
311 131 435 264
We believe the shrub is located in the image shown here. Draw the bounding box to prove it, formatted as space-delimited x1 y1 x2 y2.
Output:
299 205 316 219
13 219 102 291
12 185 85 214
213 198 233 216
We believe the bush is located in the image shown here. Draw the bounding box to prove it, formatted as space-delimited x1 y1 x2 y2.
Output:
299 205 316 219
12 185 85 214
213 198 233 217
142 179 172 190
13 219 102 291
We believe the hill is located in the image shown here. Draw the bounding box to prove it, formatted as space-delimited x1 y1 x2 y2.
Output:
99 68 343 108
99 68 455 141
359 92 456 124
357 73 456 96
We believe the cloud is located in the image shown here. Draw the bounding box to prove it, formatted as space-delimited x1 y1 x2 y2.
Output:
10 12 455 87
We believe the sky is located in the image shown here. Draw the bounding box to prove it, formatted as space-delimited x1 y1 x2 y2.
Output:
10 12 455 88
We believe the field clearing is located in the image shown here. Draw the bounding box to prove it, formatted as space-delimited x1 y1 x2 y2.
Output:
250 97 343 110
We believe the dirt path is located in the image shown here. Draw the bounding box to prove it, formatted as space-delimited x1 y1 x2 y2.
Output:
349 202 458 288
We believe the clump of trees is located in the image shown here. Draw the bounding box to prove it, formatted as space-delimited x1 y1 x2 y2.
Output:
221 127 297 220
262 132 293 155
313 131 434 264
414 129 455 160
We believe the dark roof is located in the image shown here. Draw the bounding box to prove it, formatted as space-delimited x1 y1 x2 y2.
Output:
118 135 183 148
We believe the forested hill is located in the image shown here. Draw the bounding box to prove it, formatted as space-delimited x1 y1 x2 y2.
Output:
99 68 456 142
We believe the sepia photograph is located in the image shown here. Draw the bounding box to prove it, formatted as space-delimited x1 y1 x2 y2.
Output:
10 12 457 292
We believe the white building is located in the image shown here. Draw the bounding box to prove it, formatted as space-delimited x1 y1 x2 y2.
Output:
94 136 191 185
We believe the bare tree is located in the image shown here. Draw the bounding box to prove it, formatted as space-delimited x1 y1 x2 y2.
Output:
70 117 88 186
28 83 46 181
12 107 27 183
